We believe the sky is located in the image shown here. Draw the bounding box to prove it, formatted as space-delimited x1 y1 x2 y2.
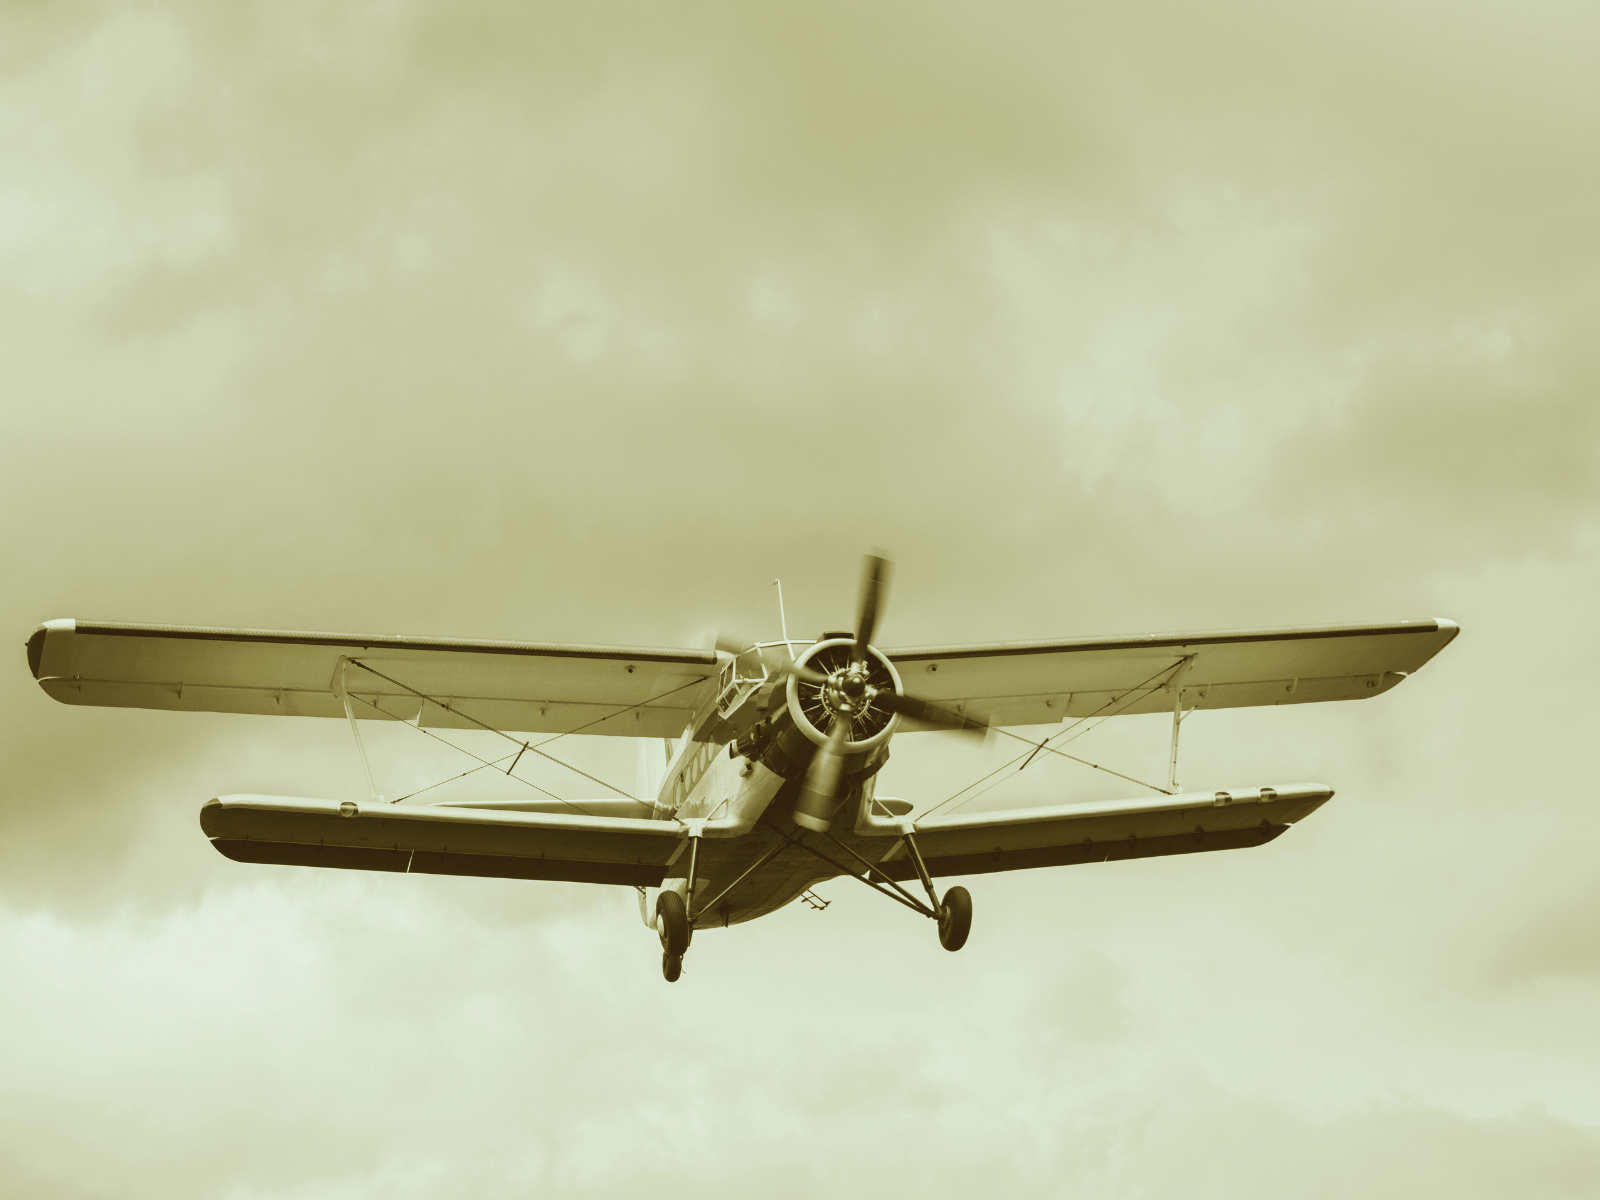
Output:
3 1 1598 1196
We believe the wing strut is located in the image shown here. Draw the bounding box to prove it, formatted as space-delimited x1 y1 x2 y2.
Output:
331 657 384 803
1167 653 1199 792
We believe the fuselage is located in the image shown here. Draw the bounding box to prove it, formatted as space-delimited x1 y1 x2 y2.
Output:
642 653 894 930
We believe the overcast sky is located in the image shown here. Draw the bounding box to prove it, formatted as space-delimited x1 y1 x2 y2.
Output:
3 2 1598 1196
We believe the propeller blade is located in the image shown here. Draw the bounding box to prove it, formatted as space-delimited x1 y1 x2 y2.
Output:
809 716 850 793
713 632 752 657
766 652 830 686
854 554 891 663
879 691 990 738
792 716 852 832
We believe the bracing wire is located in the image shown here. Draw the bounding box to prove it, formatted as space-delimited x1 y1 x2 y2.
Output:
918 659 1189 818
713 578 782 649
521 675 710 750
349 666 715 809
387 751 518 804
347 660 637 799
349 693 584 811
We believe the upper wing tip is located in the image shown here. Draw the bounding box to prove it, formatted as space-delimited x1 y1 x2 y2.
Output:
25 624 76 681
25 619 75 680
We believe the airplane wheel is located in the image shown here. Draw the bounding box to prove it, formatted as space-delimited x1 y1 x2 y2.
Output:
656 891 690 956
938 886 972 952
662 952 683 982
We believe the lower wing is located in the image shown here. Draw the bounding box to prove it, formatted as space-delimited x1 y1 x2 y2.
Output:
202 796 683 886
866 783 1333 879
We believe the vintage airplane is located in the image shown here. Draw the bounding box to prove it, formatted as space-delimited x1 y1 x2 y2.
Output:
26 557 1458 981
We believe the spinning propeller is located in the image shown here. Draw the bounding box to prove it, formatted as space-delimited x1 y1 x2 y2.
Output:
722 555 988 832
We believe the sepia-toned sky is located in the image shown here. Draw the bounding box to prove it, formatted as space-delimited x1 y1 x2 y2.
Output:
3 1 1599 1195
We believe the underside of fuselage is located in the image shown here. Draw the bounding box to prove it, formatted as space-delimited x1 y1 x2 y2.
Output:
654 770 894 930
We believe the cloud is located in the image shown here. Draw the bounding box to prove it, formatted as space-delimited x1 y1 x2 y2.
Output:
3 1 1599 1195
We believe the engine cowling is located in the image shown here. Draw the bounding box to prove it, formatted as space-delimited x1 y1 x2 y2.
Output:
785 637 903 753
744 638 903 831
727 557 988 834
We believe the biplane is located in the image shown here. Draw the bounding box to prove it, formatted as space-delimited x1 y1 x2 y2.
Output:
26 557 1458 981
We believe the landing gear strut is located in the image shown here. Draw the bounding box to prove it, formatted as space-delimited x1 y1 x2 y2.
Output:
793 826 974 953
902 830 973 953
656 829 703 983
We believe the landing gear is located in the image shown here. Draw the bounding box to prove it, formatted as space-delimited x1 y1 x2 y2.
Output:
789 826 976 954
900 831 974 953
656 833 700 983
657 891 689 957
658 891 689 983
937 886 971 952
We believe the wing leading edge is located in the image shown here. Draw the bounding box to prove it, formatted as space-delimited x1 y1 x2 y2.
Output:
28 619 720 738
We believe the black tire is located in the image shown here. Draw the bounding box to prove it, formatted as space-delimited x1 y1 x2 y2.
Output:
938 886 972 952
662 952 683 982
656 890 690 956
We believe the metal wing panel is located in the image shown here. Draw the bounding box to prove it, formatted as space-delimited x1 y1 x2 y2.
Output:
887 620 1458 728
210 839 665 886
873 782 1332 879
29 620 719 737
201 795 683 886
877 824 1287 878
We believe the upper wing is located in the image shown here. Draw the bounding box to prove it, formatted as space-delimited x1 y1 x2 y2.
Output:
887 619 1458 728
27 619 720 737
870 782 1332 880
201 795 683 886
